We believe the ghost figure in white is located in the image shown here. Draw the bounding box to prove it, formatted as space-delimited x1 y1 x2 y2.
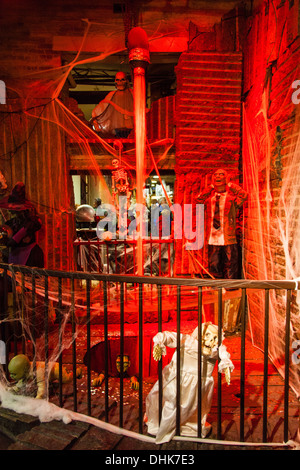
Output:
145 322 234 444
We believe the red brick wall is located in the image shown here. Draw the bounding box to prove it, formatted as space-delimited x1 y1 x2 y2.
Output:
241 0 300 376
242 0 300 284
174 52 243 275
0 97 76 271
147 96 175 142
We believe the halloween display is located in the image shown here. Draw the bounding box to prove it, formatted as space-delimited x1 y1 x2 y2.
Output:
8 354 82 400
145 322 233 443
0 1 299 448
197 169 247 279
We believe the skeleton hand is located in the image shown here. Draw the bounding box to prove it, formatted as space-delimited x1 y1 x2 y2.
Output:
224 367 231 385
92 373 105 387
130 376 139 390
153 344 163 361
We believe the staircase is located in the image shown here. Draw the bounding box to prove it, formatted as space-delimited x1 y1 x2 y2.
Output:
175 52 243 172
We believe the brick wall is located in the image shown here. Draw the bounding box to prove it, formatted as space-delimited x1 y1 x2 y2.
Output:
146 95 175 142
174 51 243 275
0 15 76 271
243 0 300 284
0 96 76 271
241 0 300 378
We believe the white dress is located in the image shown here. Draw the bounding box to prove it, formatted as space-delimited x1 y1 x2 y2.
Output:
145 329 233 444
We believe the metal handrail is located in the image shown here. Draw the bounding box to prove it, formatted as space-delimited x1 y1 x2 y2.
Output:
0 262 298 445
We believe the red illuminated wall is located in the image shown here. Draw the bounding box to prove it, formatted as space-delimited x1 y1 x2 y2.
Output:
242 0 300 280
173 19 244 276
0 32 76 270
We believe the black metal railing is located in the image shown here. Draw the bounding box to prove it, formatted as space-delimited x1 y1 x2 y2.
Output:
74 237 174 276
0 262 298 444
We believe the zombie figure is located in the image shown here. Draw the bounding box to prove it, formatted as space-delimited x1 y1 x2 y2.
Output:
144 322 233 444
91 354 139 390
84 337 139 390
197 169 247 279
8 354 82 399
91 71 134 138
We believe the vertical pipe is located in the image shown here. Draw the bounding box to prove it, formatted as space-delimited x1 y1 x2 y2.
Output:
31 272 36 368
128 27 150 277
97 240 100 273
86 278 91 416
106 243 109 274
58 277 63 408
284 289 291 442
133 67 146 276
88 239 91 272
11 271 17 356
197 286 203 438
103 280 109 422
44 275 49 400
263 289 270 442
150 238 153 276
124 243 127 273
240 288 246 442
158 284 163 424
217 287 223 440
119 282 124 428
138 283 143 433
2 267 8 376
21 272 25 354
71 277 77 412
176 285 181 436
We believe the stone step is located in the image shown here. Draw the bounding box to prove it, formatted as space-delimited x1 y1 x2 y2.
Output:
0 407 39 439
8 419 90 451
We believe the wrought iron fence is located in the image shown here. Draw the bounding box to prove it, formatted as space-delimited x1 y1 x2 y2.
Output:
74 237 174 276
0 262 298 445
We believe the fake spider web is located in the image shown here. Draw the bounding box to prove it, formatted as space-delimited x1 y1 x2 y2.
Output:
242 87 300 398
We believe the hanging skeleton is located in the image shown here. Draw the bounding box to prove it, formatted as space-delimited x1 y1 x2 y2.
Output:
111 158 131 208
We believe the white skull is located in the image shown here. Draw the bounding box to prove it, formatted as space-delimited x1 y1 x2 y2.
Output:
112 159 119 168
202 323 218 356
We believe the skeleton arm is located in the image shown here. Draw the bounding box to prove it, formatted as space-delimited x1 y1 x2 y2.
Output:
218 344 234 385
152 331 185 361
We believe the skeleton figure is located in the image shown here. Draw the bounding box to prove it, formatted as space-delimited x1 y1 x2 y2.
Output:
111 158 131 208
145 322 234 444
91 71 134 138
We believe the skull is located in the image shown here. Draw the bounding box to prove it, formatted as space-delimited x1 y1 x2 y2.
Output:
112 158 119 168
201 323 218 356
115 71 128 91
